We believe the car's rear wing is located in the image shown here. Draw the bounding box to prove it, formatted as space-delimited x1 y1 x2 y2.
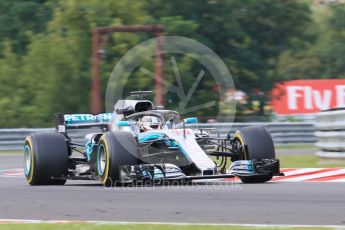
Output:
54 113 113 133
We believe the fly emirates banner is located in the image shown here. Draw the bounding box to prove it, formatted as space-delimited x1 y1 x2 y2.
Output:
271 79 345 115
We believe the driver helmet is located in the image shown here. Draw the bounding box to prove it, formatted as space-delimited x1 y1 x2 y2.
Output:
141 116 161 130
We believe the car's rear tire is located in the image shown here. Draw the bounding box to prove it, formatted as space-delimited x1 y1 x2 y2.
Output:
24 132 68 185
233 126 275 183
97 131 139 187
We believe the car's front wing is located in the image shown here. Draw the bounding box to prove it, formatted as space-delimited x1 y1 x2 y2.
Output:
120 159 282 182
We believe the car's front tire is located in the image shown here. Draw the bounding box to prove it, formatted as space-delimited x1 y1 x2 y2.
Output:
233 126 276 183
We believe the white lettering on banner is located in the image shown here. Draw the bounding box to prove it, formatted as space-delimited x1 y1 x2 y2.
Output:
286 86 344 111
304 86 313 109
287 86 303 110
313 90 332 110
272 80 345 114
336 85 345 107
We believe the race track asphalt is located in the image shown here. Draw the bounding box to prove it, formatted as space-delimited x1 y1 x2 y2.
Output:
1 154 345 226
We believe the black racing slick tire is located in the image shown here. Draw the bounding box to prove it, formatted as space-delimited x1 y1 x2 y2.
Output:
97 131 139 187
233 126 275 183
24 132 68 185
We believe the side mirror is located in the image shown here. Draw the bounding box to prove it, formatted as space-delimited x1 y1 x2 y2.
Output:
115 121 130 126
184 117 198 124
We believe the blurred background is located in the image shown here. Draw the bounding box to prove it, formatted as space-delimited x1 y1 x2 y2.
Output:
0 0 344 128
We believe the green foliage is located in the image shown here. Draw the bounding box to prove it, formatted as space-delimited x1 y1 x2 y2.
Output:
147 0 312 116
277 4 345 80
0 0 343 127
0 0 55 55
0 42 26 127
0 0 149 127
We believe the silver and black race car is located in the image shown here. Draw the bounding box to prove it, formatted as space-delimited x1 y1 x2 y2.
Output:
23 91 282 186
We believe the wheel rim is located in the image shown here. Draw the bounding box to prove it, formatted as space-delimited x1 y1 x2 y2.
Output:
233 133 247 160
97 144 106 176
24 145 31 176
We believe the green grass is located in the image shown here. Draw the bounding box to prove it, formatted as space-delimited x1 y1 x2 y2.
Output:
275 143 317 150
277 154 345 168
0 224 337 230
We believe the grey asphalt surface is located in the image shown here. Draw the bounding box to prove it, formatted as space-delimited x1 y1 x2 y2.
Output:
1 154 345 225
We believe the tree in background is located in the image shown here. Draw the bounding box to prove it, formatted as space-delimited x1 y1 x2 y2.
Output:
146 0 312 117
277 3 345 81
0 0 149 127
0 0 54 55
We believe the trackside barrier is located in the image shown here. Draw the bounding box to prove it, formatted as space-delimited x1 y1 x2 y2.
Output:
0 128 95 151
0 123 316 151
315 109 345 158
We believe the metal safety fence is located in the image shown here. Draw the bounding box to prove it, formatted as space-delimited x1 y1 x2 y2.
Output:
315 109 345 158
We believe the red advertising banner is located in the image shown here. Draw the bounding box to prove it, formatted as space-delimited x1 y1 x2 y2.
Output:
271 79 345 115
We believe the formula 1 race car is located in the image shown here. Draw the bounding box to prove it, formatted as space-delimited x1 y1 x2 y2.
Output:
23 91 281 186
